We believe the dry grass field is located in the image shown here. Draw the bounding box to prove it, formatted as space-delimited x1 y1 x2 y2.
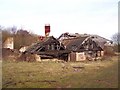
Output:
2 56 118 88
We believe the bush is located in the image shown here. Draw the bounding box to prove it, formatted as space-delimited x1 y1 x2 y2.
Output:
2 28 39 50
113 44 120 52
104 46 115 56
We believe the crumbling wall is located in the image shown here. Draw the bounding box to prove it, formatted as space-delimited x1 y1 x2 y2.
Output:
68 52 86 61
76 52 86 61
2 48 20 61
3 37 14 49
19 46 28 52
17 53 41 62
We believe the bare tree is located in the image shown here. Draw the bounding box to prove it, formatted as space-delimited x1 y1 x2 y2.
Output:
111 33 120 52
1 26 38 49
112 33 120 44
11 26 17 34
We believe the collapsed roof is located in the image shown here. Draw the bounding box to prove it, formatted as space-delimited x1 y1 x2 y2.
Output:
25 36 70 58
58 33 113 49
61 36 103 52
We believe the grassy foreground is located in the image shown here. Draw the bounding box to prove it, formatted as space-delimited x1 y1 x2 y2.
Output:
2 56 118 88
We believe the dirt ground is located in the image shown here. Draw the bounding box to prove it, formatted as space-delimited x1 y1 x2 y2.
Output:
2 56 118 88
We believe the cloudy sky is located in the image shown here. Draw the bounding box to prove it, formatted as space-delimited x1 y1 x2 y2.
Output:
0 0 118 39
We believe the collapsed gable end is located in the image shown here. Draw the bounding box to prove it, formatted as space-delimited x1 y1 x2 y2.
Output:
25 36 68 59
61 36 103 52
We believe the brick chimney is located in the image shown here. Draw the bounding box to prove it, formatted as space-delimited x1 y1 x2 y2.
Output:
45 24 50 37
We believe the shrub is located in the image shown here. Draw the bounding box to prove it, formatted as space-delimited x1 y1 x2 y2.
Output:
104 46 115 56
113 44 120 52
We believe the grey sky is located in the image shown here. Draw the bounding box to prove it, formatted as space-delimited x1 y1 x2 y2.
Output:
0 0 118 39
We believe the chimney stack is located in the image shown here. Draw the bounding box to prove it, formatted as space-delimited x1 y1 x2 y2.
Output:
45 24 50 37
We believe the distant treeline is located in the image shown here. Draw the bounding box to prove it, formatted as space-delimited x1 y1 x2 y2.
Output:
1 26 39 50
0 26 120 52
112 33 120 52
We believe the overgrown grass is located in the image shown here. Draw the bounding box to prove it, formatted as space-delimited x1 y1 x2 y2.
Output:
2 56 118 88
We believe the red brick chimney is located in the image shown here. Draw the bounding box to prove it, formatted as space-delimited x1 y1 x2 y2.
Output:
45 24 50 37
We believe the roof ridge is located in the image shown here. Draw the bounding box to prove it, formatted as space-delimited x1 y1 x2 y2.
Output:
62 36 88 41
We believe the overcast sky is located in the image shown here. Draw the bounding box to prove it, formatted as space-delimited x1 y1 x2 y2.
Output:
0 0 118 39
